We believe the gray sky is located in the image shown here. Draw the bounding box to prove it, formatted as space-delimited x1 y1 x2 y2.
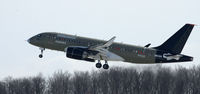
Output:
0 0 200 79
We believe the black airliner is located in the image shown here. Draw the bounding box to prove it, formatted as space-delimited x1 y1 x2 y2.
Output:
28 24 194 69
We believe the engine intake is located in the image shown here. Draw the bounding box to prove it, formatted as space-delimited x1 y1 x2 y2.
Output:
66 47 95 62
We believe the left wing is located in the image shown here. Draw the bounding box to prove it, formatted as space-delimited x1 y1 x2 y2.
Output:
88 36 124 61
89 36 116 50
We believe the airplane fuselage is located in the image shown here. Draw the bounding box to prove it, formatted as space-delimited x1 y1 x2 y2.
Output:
30 32 156 63
28 24 194 69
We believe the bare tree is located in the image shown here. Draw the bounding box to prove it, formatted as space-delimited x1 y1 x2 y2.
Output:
173 67 190 94
120 68 139 94
139 69 155 94
90 71 101 94
5 77 33 94
98 70 110 94
0 81 7 94
47 71 71 94
155 67 173 94
72 72 91 94
107 68 124 94
187 66 200 94
32 74 46 94
2 65 200 94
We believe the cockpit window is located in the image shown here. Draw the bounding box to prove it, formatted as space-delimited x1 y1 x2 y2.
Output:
37 34 42 38
36 34 42 40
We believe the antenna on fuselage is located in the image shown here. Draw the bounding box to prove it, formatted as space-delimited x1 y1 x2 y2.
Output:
145 43 151 48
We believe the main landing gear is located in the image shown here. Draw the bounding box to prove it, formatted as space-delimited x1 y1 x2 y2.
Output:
39 48 45 58
95 60 109 69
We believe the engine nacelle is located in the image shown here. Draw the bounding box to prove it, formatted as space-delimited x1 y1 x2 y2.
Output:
66 47 95 62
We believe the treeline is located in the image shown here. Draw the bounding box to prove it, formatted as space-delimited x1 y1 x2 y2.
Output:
1 66 200 94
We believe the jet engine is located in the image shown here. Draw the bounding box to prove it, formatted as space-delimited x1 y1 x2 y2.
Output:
66 47 95 62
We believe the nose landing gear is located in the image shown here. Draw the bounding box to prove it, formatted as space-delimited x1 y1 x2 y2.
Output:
39 48 45 58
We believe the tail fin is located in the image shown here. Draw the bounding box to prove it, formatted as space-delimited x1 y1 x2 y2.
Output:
154 24 194 54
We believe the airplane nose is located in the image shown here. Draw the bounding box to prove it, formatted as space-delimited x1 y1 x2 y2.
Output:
27 39 30 43
27 38 32 43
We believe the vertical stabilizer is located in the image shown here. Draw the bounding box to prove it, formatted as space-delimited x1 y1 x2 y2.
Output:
155 24 194 54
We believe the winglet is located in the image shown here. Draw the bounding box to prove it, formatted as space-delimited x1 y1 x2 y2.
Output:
186 23 197 26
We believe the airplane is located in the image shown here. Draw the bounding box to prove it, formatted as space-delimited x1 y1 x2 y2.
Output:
28 24 195 69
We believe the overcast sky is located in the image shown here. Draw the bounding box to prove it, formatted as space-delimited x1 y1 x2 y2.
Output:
0 0 200 79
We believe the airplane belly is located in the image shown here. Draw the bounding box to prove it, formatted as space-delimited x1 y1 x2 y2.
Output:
107 52 125 61
89 50 125 61
111 49 156 64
